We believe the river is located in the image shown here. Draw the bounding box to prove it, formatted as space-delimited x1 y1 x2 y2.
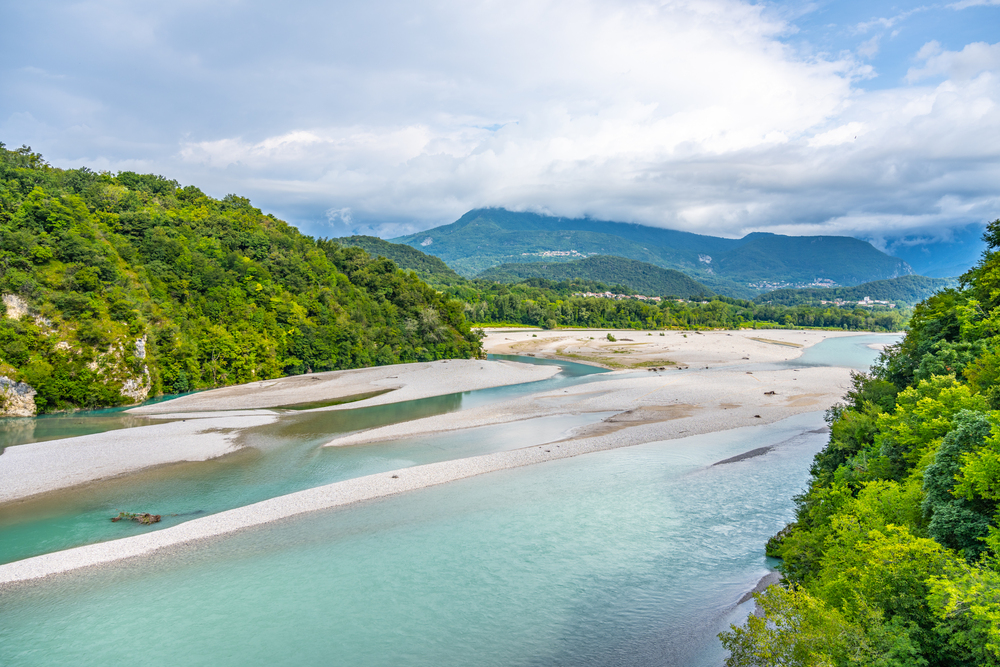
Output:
0 334 897 666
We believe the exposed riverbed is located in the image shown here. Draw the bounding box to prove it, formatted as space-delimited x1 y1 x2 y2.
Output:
0 333 898 666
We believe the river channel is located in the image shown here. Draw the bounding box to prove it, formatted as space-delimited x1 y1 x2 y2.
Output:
0 334 897 666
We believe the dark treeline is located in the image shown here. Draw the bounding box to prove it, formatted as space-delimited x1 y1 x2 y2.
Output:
447 279 906 331
721 224 1000 665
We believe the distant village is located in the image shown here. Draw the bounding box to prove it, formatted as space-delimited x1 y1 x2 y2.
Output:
521 250 593 258
820 296 896 309
747 278 840 291
516 251 899 309
572 291 663 302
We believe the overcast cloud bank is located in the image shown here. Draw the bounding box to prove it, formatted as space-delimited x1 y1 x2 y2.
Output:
2 0 998 247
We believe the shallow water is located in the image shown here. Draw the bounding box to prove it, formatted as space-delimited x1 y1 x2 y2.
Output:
0 335 893 665
0 337 893 565
0 357 607 564
0 412 827 667
0 356 601 453
0 393 190 454
781 332 901 371
0 411 610 564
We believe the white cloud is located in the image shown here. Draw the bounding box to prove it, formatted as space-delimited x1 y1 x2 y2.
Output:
906 40 1000 82
2 0 999 242
855 7 930 34
950 0 1000 9
857 35 881 59
807 122 865 147
155 0 862 231
325 207 354 228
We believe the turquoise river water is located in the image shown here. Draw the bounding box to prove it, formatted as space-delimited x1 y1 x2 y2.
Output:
0 334 898 666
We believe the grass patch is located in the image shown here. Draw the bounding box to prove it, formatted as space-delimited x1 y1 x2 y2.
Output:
750 336 804 347
554 349 627 368
749 337 804 348
554 348 675 369
276 388 395 411
631 360 677 368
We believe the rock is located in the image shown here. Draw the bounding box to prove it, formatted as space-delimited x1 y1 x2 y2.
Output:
0 376 36 417
120 370 151 403
83 338 152 404
2 294 28 320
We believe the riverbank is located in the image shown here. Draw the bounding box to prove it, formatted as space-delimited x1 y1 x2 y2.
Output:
323 364 850 449
482 328 867 369
128 358 559 415
0 409 829 587
0 415 278 505
324 328 864 448
0 331 879 585
0 359 558 504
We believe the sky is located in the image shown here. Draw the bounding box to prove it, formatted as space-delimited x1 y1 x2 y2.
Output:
2 0 999 253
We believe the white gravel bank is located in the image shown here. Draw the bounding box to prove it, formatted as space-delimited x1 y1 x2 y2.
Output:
0 410 823 586
0 415 277 504
483 328 868 369
0 359 557 503
0 330 867 584
325 365 851 448
128 359 558 415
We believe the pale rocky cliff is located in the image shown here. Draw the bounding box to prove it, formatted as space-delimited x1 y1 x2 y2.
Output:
87 335 151 404
0 377 37 417
2 294 29 320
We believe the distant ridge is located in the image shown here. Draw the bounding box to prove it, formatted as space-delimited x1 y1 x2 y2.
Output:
754 275 957 307
392 208 913 296
478 255 713 299
334 235 465 286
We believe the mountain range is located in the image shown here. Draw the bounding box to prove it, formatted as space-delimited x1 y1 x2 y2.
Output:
341 235 946 308
333 235 466 287
880 224 986 278
392 208 916 297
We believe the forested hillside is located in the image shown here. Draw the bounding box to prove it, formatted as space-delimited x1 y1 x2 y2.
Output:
477 255 713 299
0 144 480 414
392 208 913 294
721 222 1000 665
756 275 957 307
316 237 906 332
334 235 466 287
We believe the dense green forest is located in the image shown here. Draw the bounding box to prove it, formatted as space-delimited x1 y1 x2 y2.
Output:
721 224 1000 665
0 143 480 413
460 286 907 332
476 255 713 299
756 275 958 308
334 235 466 287
339 237 909 331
